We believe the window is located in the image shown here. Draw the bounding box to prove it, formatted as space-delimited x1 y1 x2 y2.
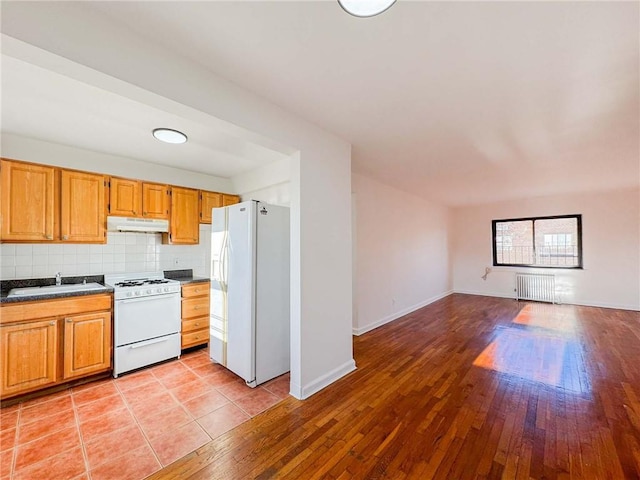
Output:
492 214 582 268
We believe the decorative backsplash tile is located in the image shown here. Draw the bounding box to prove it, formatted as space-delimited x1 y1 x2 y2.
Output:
0 225 211 280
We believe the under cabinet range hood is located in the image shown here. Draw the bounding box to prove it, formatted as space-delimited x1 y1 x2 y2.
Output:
106 216 169 233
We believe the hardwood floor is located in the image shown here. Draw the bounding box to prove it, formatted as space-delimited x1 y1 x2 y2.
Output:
149 294 640 479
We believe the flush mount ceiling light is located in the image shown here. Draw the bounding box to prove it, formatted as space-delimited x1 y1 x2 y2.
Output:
338 0 396 17
152 128 188 144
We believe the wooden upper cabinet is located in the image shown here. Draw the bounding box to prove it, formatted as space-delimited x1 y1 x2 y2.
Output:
164 186 199 244
199 191 223 224
142 182 169 219
0 159 56 241
109 177 141 216
222 194 240 207
63 311 111 380
1 159 238 244
0 318 58 397
60 170 106 243
108 179 168 219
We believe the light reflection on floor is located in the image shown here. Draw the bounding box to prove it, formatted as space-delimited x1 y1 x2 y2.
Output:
473 303 590 393
512 303 577 333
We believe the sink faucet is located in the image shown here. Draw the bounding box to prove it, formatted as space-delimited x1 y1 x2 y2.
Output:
55 272 62 286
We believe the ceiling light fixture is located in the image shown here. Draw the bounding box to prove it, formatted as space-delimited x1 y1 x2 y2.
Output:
338 0 396 18
152 128 188 144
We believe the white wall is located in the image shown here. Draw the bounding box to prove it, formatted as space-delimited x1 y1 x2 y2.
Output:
232 156 291 206
452 187 640 311
1 133 233 192
352 174 452 334
0 225 211 281
3 5 354 400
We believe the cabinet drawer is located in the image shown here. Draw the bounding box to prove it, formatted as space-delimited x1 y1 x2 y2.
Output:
1 294 112 325
181 329 208 348
181 297 209 319
182 282 210 298
182 316 209 333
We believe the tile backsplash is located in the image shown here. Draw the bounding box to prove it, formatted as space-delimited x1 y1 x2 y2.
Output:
0 225 211 280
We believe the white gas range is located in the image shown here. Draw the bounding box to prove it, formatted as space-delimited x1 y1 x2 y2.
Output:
105 272 182 377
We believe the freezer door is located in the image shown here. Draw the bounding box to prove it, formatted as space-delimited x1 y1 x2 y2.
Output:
225 202 256 383
255 202 290 385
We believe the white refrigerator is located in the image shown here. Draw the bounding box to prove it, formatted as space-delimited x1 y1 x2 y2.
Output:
209 200 290 387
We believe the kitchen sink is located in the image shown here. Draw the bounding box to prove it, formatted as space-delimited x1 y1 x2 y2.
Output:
7 283 106 297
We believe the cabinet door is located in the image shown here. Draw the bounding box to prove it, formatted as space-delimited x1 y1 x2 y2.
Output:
199 191 222 224
1 319 58 397
60 170 106 243
63 311 111 379
142 182 169 219
109 177 141 216
0 160 56 241
222 194 240 207
165 187 199 244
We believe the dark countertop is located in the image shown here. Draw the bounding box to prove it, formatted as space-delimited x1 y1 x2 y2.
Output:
163 269 210 285
0 275 113 304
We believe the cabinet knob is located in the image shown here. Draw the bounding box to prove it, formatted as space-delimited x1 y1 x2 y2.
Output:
195 323 200 327
66 318 73 323
194 306 200 310
44 234 53 240
62 235 69 240
49 321 56 326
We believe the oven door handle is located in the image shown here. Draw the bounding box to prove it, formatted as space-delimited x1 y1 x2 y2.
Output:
129 336 171 349
118 294 178 304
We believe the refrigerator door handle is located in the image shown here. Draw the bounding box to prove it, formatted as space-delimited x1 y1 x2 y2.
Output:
221 221 228 290
222 231 227 286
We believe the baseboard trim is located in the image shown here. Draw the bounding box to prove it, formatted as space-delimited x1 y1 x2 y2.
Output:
453 290 640 312
291 359 357 400
453 289 515 300
353 290 454 336
559 300 640 312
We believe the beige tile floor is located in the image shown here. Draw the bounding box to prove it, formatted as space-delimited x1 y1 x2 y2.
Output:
0 348 290 480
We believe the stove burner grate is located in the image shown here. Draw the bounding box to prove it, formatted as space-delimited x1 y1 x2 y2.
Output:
115 281 144 287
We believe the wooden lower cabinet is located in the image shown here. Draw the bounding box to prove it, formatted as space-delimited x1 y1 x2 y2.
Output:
0 294 112 399
0 318 58 397
181 282 210 349
64 311 111 379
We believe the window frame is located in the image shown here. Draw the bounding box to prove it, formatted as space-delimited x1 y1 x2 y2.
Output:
491 214 583 269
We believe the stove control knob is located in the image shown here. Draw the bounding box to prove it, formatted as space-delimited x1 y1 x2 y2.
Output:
126 292 133 297
164 287 169 292
135 291 141 296
146 289 152 294
156 288 162 293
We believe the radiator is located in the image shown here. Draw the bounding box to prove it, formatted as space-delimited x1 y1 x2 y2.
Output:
515 273 556 304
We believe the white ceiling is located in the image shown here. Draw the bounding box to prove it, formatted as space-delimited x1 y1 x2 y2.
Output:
2 1 639 205
1 55 289 179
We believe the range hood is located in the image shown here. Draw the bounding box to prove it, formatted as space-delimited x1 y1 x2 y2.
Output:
106 216 169 233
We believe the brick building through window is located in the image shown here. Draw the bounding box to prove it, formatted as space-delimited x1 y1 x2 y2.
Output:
492 215 582 268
